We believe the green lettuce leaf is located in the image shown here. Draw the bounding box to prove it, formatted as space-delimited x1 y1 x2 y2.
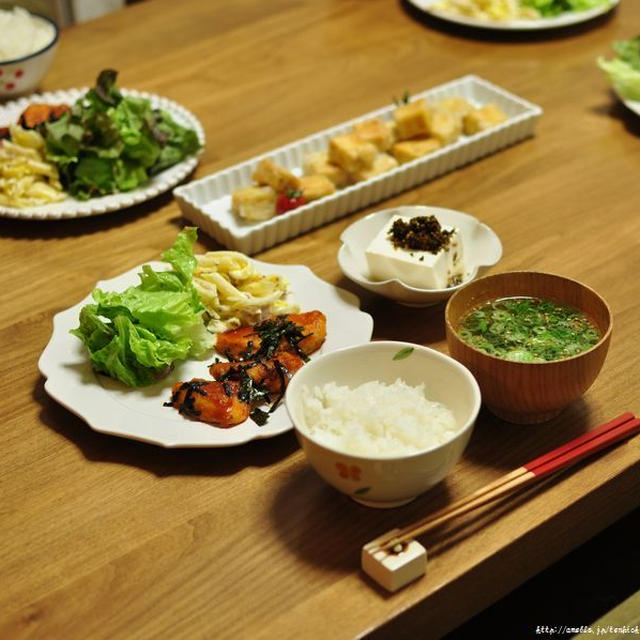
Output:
522 0 611 16
612 36 640 71
43 69 201 200
598 36 640 101
71 228 213 387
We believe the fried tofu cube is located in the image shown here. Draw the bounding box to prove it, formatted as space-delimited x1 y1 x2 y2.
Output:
302 151 349 188
350 153 398 182
328 133 377 174
352 118 394 152
299 174 336 201
393 99 432 140
391 137 442 164
252 158 300 193
231 185 276 221
433 96 473 121
463 103 508 135
427 110 462 145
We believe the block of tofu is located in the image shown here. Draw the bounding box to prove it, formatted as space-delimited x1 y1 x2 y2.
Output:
252 158 300 192
433 96 473 121
393 99 432 140
351 153 398 183
299 174 336 201
365 214 465 289
463 103 508 135
231 185 276 221
426 110 462 145
302 151 349 188
391 137 442 164
352 118 394 152
328 133 378 174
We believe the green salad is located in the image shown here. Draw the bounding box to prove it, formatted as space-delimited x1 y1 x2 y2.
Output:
598 36 640 102
71 228 214 387
457 297 601 363
43 69 201 199
522 0 612 17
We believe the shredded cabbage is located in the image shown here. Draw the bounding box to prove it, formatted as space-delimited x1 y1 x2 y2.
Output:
193 251 299 333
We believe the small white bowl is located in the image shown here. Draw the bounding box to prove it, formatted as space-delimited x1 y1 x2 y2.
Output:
0 13 59 100
285 341 481 508
338 205 502 307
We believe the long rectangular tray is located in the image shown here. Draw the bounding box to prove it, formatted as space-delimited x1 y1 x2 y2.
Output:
174 75 542 254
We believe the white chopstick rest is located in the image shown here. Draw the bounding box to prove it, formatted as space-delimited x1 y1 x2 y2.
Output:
361 529 428 592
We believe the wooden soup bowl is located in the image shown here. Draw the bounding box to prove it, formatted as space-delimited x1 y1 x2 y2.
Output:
445 271 612 424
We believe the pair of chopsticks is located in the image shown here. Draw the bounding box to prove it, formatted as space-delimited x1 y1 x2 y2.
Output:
376 412 640 554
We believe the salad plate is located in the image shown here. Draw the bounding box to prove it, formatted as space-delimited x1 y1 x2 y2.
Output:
38 260 373 448
0 88 204 220
407 0 619 31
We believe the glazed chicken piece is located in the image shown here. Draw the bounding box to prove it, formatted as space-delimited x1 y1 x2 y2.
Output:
216 310 327 362
18 103 70 129
166 378 251 428
209 350 306 394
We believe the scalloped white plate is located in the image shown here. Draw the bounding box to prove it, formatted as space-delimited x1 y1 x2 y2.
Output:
408 0 618 30
338 206 502 307
38 260 373 448
0 88 204 220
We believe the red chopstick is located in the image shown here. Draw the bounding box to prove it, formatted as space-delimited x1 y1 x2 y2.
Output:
377 413 640 552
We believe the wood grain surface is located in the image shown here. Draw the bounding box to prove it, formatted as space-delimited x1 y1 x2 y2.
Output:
1 1 639 638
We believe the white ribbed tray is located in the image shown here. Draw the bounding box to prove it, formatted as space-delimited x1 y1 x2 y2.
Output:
175 75 542 254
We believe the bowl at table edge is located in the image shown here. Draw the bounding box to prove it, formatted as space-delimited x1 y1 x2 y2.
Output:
0 13 59 100
445 271 612 424
285 341 481 508
337 205 502 307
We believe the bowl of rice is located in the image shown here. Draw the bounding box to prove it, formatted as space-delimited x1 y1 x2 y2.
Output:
0 6 59 99
285 341 481 507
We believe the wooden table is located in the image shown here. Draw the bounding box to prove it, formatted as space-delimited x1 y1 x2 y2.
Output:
2 1 639 638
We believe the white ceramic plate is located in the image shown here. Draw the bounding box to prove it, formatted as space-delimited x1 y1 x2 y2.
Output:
407 0 618 30
38 260 373 448
338 206 502 307
622 98 640 117
175 75 541 254
0 88 204 220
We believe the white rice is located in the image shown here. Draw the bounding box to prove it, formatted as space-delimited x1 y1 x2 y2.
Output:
300 379 459 456
0 7 55 62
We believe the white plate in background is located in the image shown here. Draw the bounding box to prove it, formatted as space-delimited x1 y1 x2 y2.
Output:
622 98 640 117
0 88 204 220
407 0 619 31
38 259 373 448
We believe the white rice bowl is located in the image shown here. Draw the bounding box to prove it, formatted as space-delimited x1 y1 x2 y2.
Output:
0 7 56 62
301 379 459 456
285 341 481 506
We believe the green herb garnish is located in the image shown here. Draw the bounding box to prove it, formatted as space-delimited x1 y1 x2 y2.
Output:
248 317 309 362
458 297 601 363
249 408 270 426
393 90 411 106
393 347 415 361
